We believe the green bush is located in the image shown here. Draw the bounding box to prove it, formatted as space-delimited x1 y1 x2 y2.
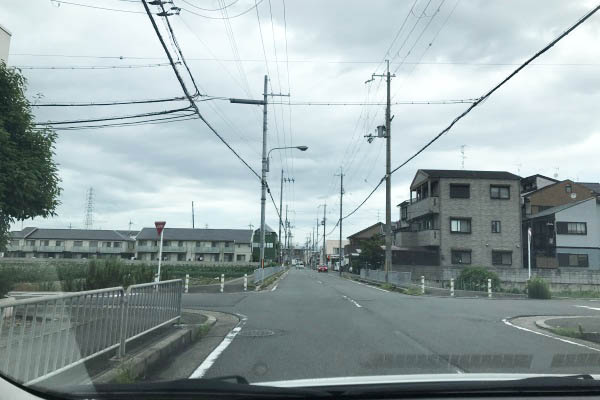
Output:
527 277 551 299
455 267 500 292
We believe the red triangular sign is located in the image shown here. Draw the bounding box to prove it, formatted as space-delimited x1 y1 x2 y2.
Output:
155 221 166 236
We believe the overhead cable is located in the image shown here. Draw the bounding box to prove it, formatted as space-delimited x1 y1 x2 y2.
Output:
181 0 263 19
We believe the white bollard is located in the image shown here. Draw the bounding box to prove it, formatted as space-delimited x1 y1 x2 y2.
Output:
185 274 189 294
488 278 492 298
220 274 225 293
450 278 454 297
244 273 248 291
421 276 425 294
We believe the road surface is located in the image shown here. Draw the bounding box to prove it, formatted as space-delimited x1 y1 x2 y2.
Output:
156 268 600 383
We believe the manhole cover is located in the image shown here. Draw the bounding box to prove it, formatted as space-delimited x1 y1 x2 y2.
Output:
239 329 276 337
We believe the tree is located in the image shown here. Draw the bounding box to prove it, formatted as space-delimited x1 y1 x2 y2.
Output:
0 62 61 249
357 234 385 269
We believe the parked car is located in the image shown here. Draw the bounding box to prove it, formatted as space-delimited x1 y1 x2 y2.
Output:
318 265 328 273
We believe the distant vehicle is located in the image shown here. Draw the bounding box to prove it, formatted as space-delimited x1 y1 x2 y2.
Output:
317 265 328 273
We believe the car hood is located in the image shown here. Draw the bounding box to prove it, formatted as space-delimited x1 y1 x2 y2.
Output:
253 373 599 388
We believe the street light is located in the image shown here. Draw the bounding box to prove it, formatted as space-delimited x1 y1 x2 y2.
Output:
266 146 308 172
268 146 308 266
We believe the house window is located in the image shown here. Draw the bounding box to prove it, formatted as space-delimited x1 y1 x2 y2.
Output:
401 206 408 220
177 253 186 261
196 241 201 247
558 253 589 268
492 251 512 266
139 240 147 246
565 184 572 193
10 240 19 246
55 241 63 247
224 242 231 248
236 254 246 261
450 218 471 233
491 221 501 233
103 242 111 248
89 241 98 248
211 241 217 248
556 222 587 235
449 184 470 199
74 241 83 247
41 240 49 246
153 241 158 246
113 242 122 248
490 185 510 199
451 250 471 265
163 240 170 246
26 240 36 247
178 241 184 247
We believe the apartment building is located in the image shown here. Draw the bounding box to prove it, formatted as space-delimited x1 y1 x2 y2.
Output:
522 179 599 217
251 225 278 262
135 228 253 262
396 169 523 269
524 197 600 269
0 23 10 63
6 228 137 259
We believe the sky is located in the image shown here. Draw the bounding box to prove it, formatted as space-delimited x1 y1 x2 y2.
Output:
2 0 600 247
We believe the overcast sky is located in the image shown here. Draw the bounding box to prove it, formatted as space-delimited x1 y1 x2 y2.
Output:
2 0 600 246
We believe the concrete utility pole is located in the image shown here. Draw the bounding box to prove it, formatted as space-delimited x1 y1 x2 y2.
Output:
191 201 195 228
315 217 320 265
284 205 289 264
260 75 268 269
322 203 326 266
312 227 315 268
365 60 395 282
279 169 284 264
336 168 344 275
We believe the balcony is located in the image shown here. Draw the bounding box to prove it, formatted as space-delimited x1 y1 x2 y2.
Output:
161 246 188 253
193 246 222 254
35 246 65 252
396 229 440 247
98 247 127 254
407 196 439 220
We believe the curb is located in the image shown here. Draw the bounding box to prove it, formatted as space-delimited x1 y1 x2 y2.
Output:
255 269 288 291
93 311 216 384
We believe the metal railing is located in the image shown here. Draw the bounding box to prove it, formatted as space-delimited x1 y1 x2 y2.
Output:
0 279 182 386
253 266 285 284
360 269 411 286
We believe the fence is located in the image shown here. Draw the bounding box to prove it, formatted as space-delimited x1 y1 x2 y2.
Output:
253 266 285 284
359 269 411 286
0 279 182 386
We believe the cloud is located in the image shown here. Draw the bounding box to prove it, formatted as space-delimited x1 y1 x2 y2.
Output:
3 0 600 243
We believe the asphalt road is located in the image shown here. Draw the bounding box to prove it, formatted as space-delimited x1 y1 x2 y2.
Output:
171 268 600 383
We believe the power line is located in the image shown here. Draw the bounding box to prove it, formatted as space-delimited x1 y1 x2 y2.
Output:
13 62 177 70
341 2 600 222
141 0 261 179
179 0 240 12
180 0 264 19
268 99 476 105
32 96 192 107
49 0 145 13
46 114 199 130
34 106 193 125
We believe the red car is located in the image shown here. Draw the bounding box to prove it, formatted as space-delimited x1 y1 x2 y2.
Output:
317 265 328 273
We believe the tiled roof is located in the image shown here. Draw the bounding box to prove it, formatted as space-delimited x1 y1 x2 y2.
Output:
420 169 521 180
14 228 135 241
136 228 253 242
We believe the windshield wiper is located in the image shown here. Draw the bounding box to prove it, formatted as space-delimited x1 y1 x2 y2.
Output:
40 377 333 400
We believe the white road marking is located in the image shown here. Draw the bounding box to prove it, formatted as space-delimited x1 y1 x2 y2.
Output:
342 295 362 308
271 285 278 292
349 279 389 292
575 305 600 311
189 314 248 379
501 317 600 352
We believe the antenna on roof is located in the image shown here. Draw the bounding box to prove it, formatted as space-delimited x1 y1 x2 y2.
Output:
84 187 94 230
128 220 134 231
192 201 195 229
553 167 559 179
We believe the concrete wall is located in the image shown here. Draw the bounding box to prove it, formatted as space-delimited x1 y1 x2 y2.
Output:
439 178 522 269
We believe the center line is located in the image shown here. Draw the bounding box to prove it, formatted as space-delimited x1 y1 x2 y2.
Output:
575 305 600 311
342 295 362 308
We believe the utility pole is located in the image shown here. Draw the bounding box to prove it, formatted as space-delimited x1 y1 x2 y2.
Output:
365 60 395 282
315 217 320 265
259 75 268 269
284 205 289 264
322 204 327 266
336 168 344 275
192 201 195 228
279 169 284 264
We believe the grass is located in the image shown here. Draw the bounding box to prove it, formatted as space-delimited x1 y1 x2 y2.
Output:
257 270 285 290
549 325 584 340
399 287 423 296
114 361 137 384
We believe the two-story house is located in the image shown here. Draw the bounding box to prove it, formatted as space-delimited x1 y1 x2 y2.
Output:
524 197 600 269
5 228 137 259
396 169 523 269
522 179 599 217
135 228 253 262
252 225 278 262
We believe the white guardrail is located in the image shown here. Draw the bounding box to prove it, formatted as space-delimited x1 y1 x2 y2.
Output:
253 266 285 284
0 279 182 386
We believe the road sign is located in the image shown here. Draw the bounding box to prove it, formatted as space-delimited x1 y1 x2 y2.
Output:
155 221 166 236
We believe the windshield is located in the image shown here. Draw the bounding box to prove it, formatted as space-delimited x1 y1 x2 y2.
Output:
2 0 600 396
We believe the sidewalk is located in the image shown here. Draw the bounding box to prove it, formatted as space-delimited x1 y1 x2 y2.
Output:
537 316 600 343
